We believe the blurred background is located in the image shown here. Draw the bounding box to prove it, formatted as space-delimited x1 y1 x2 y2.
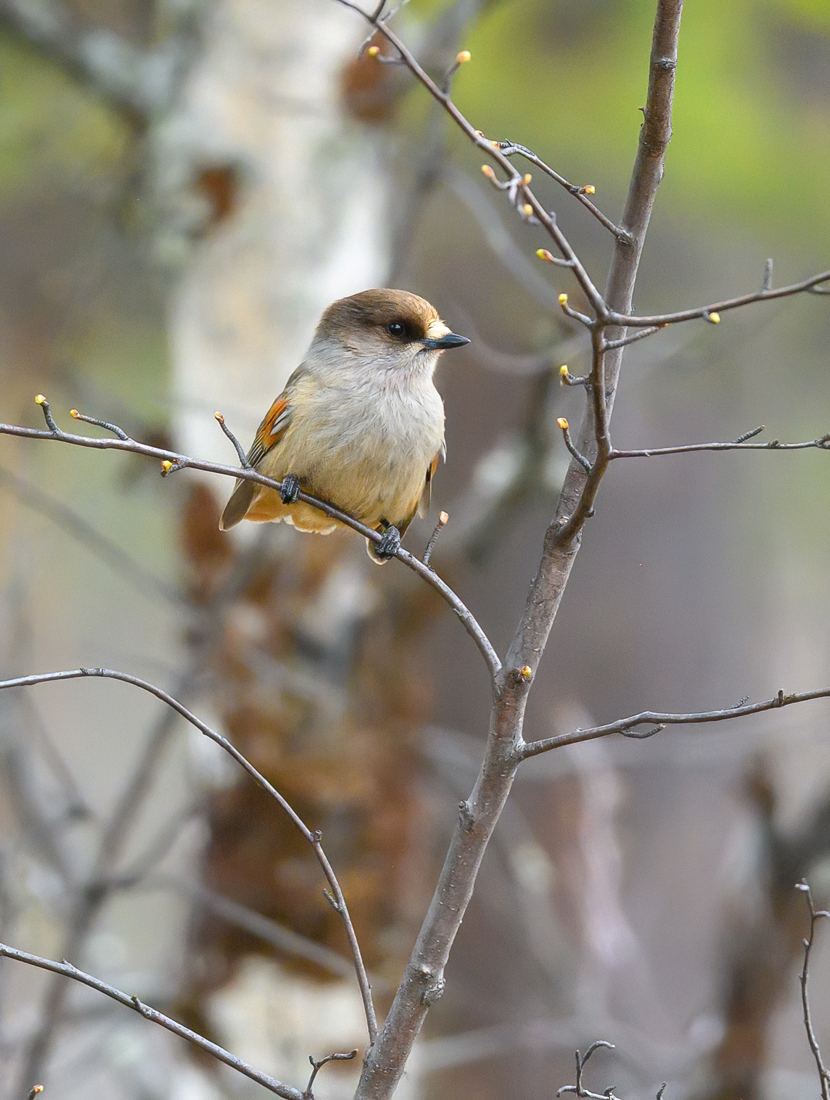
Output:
0 0 829 1098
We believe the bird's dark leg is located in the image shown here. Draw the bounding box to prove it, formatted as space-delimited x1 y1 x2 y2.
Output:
374 524 401 559
280 474 301 504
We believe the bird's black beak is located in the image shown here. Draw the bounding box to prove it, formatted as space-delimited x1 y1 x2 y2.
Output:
422 332 470 351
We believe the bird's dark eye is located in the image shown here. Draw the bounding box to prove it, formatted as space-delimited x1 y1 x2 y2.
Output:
386 321 407 339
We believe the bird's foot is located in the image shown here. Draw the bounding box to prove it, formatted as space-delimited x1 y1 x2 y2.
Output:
280 474 301 504
374 525 402 560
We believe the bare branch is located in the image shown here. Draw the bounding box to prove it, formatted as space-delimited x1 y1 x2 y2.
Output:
0 667 379 1046
607 268 830 328
0 942 304 1099
557 1040 618 1099
556 418 592 473
496 139 628 241
796 882 830 1100
0 405 500 681
334 0 606 315
304 1049 358 1099
521 687 830 758
611 432 830 459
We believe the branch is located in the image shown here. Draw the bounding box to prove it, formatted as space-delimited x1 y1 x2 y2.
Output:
608 268 830 328
334 0 606 315
0 667 378 1047
496 139 628 241
556 1040 618 1100
520 687 830 758
503 0 683 677
0 401 500 681
611 431 830 459
0 942 304 1099
796 882 830 1100
332 6 684 1098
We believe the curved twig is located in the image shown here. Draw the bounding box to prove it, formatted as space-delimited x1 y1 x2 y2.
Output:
796 882 830 1100
0 403 501 682
0 942 304 1099
0 667 379 1046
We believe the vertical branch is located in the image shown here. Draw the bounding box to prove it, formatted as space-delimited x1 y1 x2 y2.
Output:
504 0 682 674
603 0 684 409
357 4 684 1097
797 883 830 1100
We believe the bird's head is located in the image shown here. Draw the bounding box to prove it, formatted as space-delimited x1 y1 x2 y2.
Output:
313 288 470 376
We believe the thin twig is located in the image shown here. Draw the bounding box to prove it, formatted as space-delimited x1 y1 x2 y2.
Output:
496 139 627 240
215 411 251 467
15 655 204 1091
796 882 830 1100
556 1040 617 1099
0 667 379 1046
304 1049 358 1099
556 418 592 473
610 433 830 459
0 407 501 681
521 686 830 757
333 0 607 316
608 268 830 328
423 511 449 566
0 942 304 1099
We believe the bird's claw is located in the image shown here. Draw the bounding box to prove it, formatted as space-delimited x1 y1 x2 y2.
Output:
375 525 402 559
280 474 301 504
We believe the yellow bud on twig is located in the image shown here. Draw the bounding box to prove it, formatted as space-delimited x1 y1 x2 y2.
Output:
581 184 596 195
481 164 496 179
522 173 532 185
161 460 173 474
456 50 471 64
536 248 554 262
70 409 80 419
557 417 569 430
367 45 380 57
522 204 533 216
558 294 568 305
519 665 533 683
707 311 721 324
559 365 569 378
35 394 46 405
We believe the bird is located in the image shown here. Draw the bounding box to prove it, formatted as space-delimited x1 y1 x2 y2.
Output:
219 288 469 562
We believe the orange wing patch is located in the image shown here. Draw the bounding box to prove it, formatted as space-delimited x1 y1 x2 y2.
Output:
247 393 293 469
219 393 294 531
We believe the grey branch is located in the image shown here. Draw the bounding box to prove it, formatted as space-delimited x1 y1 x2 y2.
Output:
0 942 304 1099
0 666 378 1047
0 401 500 681
521 687 830 758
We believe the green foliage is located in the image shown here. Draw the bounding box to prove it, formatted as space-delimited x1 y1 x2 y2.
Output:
450 0 830 245
0 33 129 204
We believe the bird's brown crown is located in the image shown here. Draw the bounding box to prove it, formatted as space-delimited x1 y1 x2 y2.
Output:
317 288 445 347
